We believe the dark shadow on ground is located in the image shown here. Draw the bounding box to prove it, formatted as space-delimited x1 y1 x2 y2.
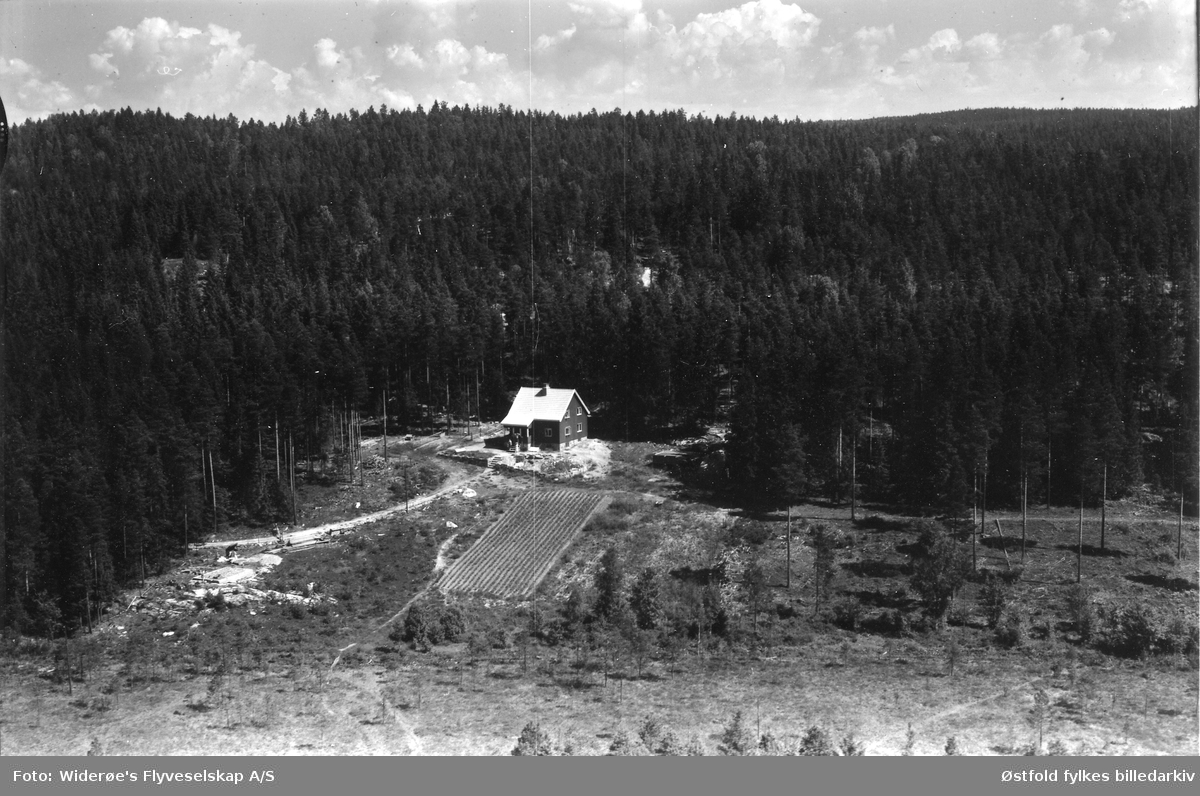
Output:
1125 573 1197 592
981 536 1038 551
1055 543 1127 558
842 560 911 579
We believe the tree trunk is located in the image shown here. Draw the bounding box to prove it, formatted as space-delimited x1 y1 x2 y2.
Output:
786 506 792 590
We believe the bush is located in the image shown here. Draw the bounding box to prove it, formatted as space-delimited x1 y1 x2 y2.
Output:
883 609 907 635
978 573 1009 629
1162 614 1199 658
839 734 866 756
1064 584 1095 642
797 725 837 756
403 604 434 649
1100 604 1158 658
831 597 864 631
729 520 772 546
994 611 1027 649
439 605 466 643
717 710 753 756
909 522 970 621
511 721 555 756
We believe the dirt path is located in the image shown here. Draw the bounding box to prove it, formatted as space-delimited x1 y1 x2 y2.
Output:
198 470 487 550
872 675 1046 753
434 533 459 573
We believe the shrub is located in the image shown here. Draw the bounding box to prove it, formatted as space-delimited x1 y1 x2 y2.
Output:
403 603 434 649
511 721 555 756
979 573 1009 629
717 710 753 756
729 520 772 546
1064 584 1095 642
902 724 917 756
797 725 837 756
831 597 864 631
637 716 663 751
607 730 637 756
1100 604 1159 658
839 734 866 756
994 611 1027 649
909 522 970 621
439 605 466 643
1045 739 1069 756
1160 613 1198 657
656 730 684 756
944 736 960 755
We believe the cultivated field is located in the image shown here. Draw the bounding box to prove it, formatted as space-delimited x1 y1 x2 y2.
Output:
440 489 612 599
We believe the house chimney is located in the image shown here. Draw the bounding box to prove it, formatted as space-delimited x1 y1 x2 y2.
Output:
537 383 549 396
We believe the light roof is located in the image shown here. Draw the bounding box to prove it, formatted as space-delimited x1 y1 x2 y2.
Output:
501 386 589 427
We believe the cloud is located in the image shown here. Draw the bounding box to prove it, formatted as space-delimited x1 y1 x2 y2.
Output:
4 1 1194 125
0 57 83 120
527 0 824 113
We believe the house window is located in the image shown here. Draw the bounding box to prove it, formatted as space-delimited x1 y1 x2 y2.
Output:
576 407 582 416
577 423 582 433
565 426 571 436
544 428 553 438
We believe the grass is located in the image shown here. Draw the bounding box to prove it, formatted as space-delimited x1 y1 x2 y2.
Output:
2 441 1196 755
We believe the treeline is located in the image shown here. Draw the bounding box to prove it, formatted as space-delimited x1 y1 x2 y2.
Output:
2 104 1196 634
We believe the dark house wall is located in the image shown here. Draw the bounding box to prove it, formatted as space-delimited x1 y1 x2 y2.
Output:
562 394 588 446
532 419 560 449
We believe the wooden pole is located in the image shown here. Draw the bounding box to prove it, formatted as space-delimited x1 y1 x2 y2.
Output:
275 414 280 482
786 505 792 590
1046 436 1052 510
290 430 298 526
1179 492 1184 561
993 519 1012 571
209 449 217 535
850 428 857 521
973 470 978 530
1021 470 1027 562
1100 461 1107 551
1077 495 1083 584
383 368 389 461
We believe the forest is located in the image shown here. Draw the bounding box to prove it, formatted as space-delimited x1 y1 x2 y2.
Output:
1 103 1196 636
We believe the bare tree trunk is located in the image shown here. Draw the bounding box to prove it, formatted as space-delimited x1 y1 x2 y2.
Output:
209 449 217 535
1077 496 1083 584
290 430 298 526
1100 461 1107 550
786 505 792 590
851 429 857 521
1021 470 1027 562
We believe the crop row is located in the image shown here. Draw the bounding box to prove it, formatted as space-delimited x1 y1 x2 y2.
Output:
441 489 610 599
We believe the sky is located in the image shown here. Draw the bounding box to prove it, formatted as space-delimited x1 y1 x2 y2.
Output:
0 0 1195 124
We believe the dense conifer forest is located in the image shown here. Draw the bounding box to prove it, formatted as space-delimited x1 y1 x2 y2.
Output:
1 104 1196 635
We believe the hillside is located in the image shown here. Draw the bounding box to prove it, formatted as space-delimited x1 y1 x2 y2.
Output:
1 104 1196 639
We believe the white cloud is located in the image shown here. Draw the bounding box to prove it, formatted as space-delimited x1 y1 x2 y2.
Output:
3 1 1194 125
0 57 82 120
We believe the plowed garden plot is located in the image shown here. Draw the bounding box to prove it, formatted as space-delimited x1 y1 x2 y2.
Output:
439 489 611 599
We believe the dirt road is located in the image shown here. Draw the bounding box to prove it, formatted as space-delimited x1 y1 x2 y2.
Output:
198 470 488 551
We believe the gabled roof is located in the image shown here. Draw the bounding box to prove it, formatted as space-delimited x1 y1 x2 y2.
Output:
501 386 590 427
